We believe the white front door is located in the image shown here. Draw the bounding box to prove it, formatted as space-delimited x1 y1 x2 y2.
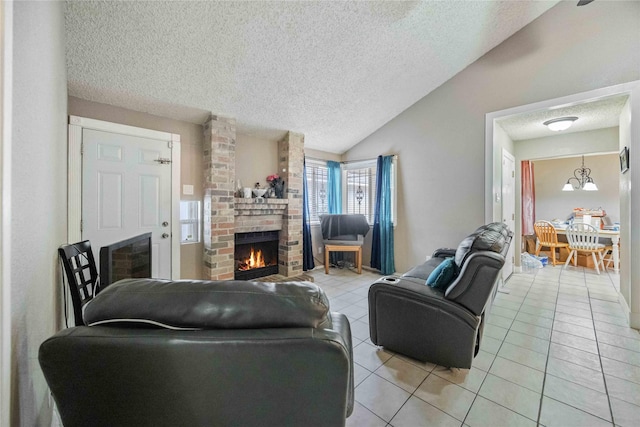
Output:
82 128 172 279
502 150 516 280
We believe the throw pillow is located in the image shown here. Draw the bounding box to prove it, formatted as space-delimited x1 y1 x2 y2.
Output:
426 257 457 289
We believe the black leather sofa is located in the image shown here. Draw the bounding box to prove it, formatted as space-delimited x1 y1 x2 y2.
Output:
368 223 513 368
39 279 354 427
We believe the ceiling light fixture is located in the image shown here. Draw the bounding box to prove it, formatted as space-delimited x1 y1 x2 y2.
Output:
562 156 598 191
543 116 578 132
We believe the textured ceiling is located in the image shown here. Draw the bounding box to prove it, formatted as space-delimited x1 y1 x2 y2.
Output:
65 0 558 153
497 95 629 141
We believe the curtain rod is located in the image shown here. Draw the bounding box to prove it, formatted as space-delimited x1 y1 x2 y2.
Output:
305 154 398 164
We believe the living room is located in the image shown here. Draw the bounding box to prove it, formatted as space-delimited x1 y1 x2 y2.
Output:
3 1 640 426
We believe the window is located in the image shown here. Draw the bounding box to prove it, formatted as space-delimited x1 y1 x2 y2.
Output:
180 201 201 243
344 160 377 224
305 157 396 225
305 161 329 223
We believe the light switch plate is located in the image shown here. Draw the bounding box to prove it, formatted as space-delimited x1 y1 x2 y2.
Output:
183 184 194 195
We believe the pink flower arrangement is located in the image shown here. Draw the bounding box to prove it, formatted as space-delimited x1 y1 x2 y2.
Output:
266 174 283 187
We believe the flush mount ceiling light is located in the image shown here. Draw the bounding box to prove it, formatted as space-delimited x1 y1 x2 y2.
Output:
543 116 578 132
562 155 598 191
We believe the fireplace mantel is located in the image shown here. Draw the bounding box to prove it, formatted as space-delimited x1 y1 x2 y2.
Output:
234 198 289 233
234 197 288 214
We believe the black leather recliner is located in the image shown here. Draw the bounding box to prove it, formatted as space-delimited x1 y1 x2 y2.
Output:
368 223 513 368
39 279 354 427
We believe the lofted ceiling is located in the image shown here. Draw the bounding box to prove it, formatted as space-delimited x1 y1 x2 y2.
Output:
65 0 559 153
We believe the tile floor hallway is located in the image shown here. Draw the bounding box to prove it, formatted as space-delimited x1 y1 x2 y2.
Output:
307 264 640 427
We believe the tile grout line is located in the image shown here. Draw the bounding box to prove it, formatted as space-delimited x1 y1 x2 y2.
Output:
587 269 617 426
460 270 536 426
535 266 570 426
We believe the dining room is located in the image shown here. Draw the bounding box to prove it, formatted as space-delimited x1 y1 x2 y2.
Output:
493 93 628 278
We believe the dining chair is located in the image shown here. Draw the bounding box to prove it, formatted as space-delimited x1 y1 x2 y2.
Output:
58 240 99 326
533 220 569 266
563 223 606 274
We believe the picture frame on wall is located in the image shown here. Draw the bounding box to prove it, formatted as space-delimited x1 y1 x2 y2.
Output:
620 146 629 173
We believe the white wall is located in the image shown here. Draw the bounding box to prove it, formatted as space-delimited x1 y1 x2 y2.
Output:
343 1 640 273
619 98 632 320
9 2 67 425
493 123 515 222
533 154 620 223
1 2 10 425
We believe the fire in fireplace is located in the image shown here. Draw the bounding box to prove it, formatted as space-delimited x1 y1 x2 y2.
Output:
237 247 267 271
235 231 279 280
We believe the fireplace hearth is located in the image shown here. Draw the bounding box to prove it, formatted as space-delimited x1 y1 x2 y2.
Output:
234 231 279 280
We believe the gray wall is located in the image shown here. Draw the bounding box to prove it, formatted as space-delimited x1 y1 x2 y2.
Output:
68 96 205 280
343 1 640 273
10 2 67 425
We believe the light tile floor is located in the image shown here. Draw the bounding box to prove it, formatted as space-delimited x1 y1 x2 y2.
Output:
307 263 640 427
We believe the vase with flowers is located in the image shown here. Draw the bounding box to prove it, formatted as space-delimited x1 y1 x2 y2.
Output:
267 174 285 199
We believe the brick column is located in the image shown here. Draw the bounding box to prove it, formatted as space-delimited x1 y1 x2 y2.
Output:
203 115 236 280
278 132 304 277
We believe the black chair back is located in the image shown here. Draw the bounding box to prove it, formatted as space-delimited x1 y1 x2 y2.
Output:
58 241 99 326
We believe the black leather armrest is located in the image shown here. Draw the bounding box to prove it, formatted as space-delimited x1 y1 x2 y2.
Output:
433 248 457 258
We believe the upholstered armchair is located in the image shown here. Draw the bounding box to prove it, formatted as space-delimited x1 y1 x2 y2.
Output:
368 223 513 368
39 279 354 427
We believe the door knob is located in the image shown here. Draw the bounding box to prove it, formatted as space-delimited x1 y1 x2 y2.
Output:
161 233 169 239
162 221 169 227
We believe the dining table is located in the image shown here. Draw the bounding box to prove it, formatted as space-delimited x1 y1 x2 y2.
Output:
553 224 620 272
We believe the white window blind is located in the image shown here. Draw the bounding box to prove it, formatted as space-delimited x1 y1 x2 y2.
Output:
305 161 329 223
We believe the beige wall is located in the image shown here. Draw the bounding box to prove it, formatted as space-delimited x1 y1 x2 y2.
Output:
235 134 278 192
9 2 67 425
305 147 342 163
343 1 640 273
68 97 205 280
512 127 620 260
533 154 620 223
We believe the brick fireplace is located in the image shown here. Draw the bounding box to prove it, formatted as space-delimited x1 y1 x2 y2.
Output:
203 115 304 280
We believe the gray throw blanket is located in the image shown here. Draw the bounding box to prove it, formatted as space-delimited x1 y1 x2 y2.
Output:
320 214 370 240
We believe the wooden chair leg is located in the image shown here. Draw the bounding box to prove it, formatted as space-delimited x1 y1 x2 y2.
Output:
535 244 542 256
324 247 329 274
551 248 557 266
592 252 600 274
